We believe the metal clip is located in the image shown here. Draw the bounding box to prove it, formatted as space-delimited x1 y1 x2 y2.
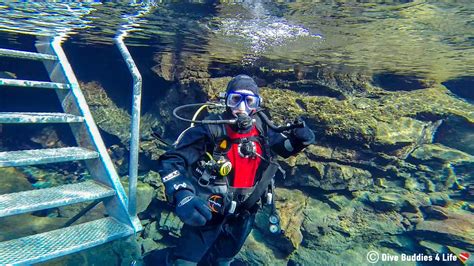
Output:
228 200 237 214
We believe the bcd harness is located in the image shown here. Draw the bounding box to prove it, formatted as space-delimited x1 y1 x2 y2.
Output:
191 114 285 216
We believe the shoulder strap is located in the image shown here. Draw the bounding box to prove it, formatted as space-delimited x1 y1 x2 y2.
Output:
254 114 272 160
204 114 226 145
254 114 265 136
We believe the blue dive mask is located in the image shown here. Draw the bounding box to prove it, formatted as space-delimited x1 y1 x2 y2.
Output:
226 91 260 110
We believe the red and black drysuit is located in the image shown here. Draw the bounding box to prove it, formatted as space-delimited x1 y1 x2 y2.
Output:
153 115 311 264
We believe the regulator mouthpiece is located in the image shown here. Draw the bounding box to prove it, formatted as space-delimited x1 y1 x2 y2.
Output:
236 113 254 130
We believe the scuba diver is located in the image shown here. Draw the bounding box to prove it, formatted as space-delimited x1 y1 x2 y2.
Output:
145 75 315 266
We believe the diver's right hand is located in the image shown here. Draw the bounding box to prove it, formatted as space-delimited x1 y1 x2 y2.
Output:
174 190 212 226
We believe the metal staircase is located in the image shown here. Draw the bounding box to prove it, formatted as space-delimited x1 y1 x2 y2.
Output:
0 36 142 265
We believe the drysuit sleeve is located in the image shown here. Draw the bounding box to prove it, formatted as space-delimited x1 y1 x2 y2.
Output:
156 125 210 204
267 124 315 158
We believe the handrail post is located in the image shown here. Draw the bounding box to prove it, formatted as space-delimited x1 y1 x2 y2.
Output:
115 35 142 217
115 0 155 217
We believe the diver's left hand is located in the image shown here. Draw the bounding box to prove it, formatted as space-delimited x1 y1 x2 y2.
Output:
291 120 315 145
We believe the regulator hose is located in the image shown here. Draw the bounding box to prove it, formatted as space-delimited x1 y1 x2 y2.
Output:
172 102 305 132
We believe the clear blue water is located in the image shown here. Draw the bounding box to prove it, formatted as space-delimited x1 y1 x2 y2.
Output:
1 2 473 79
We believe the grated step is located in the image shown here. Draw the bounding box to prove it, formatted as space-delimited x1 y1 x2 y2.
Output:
0 48 57 61
0 78 69 89
0 217 133 265
0 147 99 167
0 112 84 123
0 181 115 218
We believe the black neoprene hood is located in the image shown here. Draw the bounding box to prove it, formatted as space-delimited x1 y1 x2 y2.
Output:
226 75 259 95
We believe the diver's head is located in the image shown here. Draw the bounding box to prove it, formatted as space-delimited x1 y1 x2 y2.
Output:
225 75 261 118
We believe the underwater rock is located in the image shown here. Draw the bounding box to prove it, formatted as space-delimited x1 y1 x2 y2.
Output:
301 195 406 256
158 210 183 238
428 192 451 207
322 163 372 191
367 192 404 212
38 236 141 266
140 77 210 141
282 152 373 192
140 238 161 255
139 140 167 162
325 193 352 211
406 144 473 191
420 205 449 220
197 76 232 99
143 221 164 242
261 188 307 255
261 85 473 149
111 236 142 266
152 52 178 81
409 143 474 165
237 233 287 266
379 235 419 252
121 180 155 214
152 51 211 82
56 201 108 224
414 207 474 252
258 82 473 198
290 161 372 191
106 144 129 175
81 81 131 144
401 211 424 226
0 167 33 194
373 117 427 147
419 240 446 254
0 213 67 242
362 189 431 215
275 188 307 251
30 126 66 148
16 164 88 189
140 170 167 202
434 115 474 155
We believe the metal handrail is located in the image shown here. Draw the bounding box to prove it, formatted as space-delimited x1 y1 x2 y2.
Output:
115 1 155 216
115 36 142 217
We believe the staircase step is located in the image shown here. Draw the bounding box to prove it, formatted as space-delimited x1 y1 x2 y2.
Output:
0 181 115 218
0 147 99 167
0 217 133 265
0 78 69 89
0 112 84 123
0 48 58 61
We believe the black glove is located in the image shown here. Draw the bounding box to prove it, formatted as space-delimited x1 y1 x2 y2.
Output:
174 190 212 226
291 120 315 145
